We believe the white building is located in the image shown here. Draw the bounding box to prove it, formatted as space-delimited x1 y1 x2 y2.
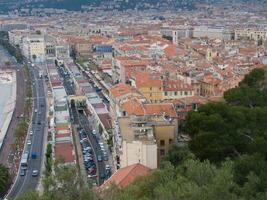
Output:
8 30 28 48
172 26 193 44
193 26 233 40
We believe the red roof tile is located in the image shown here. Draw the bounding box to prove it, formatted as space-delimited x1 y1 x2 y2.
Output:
100 163 150 189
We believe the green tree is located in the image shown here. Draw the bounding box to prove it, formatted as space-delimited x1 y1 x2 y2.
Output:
162 144 194 167
0 164 10 196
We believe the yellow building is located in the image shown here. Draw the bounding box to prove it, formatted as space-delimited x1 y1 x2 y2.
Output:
152 117 177 163
133 72 194 102
138 85 163 102
199 74 221 97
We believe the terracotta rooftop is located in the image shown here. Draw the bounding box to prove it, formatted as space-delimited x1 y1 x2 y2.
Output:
109 83 136 98
144 103 177 118
100 163 150 189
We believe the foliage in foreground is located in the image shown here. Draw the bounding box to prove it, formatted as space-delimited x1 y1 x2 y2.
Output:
0 164 10 197
16 165 96 200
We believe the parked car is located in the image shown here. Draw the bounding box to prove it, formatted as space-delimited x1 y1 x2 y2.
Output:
97 155 102 162
27 140 32 145
100 173 106 179
88 174 97 179
32 170 39 177
105 165 111 177
88 166 97 175
20 169 26 176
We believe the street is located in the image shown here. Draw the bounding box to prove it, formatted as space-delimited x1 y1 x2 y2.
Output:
7 66 47 198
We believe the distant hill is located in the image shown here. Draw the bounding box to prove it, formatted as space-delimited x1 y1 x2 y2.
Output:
0 0 265 13
0 0 196 12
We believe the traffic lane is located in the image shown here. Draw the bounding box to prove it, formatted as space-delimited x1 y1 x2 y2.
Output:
16 69 46 195
8 69 39 198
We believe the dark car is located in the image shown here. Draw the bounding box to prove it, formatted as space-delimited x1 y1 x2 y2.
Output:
20 169 26 176
88 166 97 175
100 173 106 180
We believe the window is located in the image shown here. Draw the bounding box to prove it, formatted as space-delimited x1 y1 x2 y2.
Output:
169 139 173 144
160 140 165 146
150 87 152 90
174 91 177 96
150 93 152 97
185 91 188 95
180 91 183 95
164 91 168 96
160 149 165 156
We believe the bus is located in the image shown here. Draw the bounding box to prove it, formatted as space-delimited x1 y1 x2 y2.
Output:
20 151 29 169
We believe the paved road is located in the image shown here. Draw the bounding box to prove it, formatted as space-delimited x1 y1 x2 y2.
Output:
7 66 47 199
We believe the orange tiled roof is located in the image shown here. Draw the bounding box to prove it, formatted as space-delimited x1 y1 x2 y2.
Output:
135 72 162 88
144 103 177 118
121 98 145 116
100 163 150 189
109 83 136 98
164 44 177 57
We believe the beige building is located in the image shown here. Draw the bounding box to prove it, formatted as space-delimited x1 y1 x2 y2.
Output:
22 35 45 63
119 117 158 169
118 113 178 169
235 28 267 43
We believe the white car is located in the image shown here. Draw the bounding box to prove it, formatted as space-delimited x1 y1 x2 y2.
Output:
27 140 32 145
88 174 97 178
29 131 33 135
32 170 39 177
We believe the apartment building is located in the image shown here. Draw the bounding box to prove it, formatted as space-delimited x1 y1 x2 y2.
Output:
109 85 178 168
118 116 158 169
22 35 46 63
235 28 267 42
8 30 28 48
112 57 149 84
193 26 234 40
172 26 193 44
133 72 194 102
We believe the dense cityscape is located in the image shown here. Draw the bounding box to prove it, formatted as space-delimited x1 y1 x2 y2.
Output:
0 0 267 199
